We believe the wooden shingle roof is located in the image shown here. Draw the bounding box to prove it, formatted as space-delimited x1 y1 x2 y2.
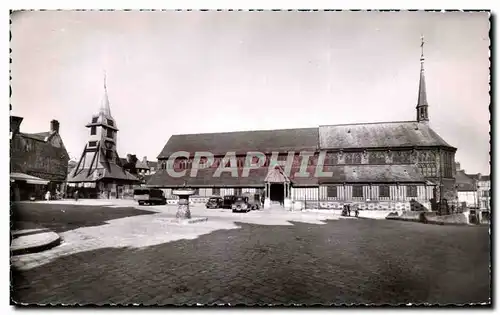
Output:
147 167 318 188
20 132 52 141
319 121 455 150
157 127 319 158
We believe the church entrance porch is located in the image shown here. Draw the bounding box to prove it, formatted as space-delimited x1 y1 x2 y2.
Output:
264 166 291 210
269 183 285 206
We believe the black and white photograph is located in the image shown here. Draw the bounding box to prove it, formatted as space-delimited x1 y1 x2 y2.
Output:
9 9 491 306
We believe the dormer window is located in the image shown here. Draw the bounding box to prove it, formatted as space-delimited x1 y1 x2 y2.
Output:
91 126 97 135
88 141 97 148
92 117 98 123
106 128 113 138
107 119 114 126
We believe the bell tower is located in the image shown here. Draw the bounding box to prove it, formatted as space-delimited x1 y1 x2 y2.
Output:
83 72 119 167
71 73 121 177
416 35 429 124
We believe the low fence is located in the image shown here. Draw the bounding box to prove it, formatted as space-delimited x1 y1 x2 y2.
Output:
385 211 486 226
386 211 427 222
425 213 468 225
166 196 210 205
301 200 425 212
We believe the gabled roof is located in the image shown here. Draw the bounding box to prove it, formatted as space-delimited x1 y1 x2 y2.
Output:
119 157 157 170
67 163 138 182
158 127 319 158
11 128 70 164
455 170 477 191
265 166 290 183
319 121 454 150
67 146 138 183
135 159 149 170
20 132 52 142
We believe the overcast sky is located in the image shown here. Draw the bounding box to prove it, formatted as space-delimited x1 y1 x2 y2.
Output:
10 10 490 174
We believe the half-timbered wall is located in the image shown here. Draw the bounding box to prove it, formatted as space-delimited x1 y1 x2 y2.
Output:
10 133 69 182
290 187 319 201
319 184 434 202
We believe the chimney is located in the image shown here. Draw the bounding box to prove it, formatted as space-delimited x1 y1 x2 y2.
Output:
143 156 148 163
50 120 60 133
455 162 461 171
10 116 23 135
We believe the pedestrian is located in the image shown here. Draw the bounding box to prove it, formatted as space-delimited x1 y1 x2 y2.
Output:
355 209 359 217
347 204 351 216
45 190 51 201
74 190 79 201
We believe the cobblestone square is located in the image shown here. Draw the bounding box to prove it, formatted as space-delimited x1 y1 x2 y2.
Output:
11 202 491 305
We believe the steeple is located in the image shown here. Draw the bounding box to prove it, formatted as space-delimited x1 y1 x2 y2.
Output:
416 35 429 123
99 71 112 117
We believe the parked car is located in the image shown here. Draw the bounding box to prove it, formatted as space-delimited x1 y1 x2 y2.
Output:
242 193 262 210
232 196 251 213
222 195 236 209
206 196 223 209
133 188 167 205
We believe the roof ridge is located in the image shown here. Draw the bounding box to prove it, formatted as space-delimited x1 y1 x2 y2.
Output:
319 120 418 128
172 126 319 137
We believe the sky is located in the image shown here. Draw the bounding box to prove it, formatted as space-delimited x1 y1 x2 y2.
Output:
10 10 491 174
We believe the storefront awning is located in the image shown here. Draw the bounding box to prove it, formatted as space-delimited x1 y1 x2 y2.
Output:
10 173 50 185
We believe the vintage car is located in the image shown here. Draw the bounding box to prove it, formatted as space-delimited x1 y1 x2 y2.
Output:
133 188 167 206
205 196 223 209
232 196 252 213
243 193 262 210
222 195 236 209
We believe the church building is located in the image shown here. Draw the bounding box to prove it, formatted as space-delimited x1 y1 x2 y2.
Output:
66 76 139 198
147 38 458 212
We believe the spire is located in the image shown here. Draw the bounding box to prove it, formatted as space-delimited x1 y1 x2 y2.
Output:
416 35 429 123
99 71 112 117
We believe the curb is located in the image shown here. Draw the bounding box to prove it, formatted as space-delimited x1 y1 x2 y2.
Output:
10 232 62 256
385 217 478 226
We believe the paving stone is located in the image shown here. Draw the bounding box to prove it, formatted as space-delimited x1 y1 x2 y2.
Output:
11 203 491 305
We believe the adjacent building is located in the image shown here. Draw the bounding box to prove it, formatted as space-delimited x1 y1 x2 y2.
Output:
66 77 139 198
119 155 158 176
148 38 458 212
455 166 478 209
477 174 491 211
455 162 491 212
10 117 70 201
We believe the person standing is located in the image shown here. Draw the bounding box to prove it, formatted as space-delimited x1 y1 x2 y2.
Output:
74 190 79 201
45 190 51 201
